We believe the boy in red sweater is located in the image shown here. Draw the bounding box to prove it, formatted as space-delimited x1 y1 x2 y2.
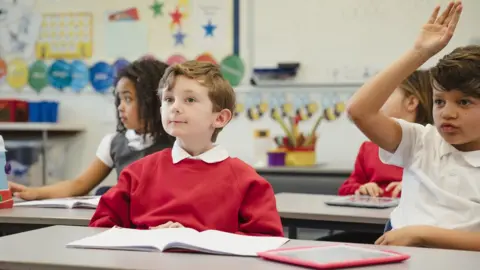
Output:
338 70 434 198
89 61 284 237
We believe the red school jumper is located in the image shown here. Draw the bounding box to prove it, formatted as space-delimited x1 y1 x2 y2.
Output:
338 141 403 197
89 149 284 237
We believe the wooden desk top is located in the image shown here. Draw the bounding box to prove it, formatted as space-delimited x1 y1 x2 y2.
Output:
0 225 478 270
0 207 94 226
275 193 391 224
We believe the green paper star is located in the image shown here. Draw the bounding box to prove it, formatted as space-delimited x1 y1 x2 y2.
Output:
150 0 164 17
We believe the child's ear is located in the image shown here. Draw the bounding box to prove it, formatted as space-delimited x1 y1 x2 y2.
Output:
405 96 419 113
213 109 232 128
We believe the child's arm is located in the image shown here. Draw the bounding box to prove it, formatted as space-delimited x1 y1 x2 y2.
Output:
347 3 461 154
421 227 480 251
338 142 369 195
236 175 284 237
89 169 133 228
377 225 480 251
9 158 112 200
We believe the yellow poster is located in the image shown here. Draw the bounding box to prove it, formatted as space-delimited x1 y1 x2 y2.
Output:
35 12 93 59
6 58 29 91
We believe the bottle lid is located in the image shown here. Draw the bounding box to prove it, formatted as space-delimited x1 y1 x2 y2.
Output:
0 135 6 152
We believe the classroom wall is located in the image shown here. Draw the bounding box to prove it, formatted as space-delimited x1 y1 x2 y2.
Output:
1 0 478 190
252 0 480 83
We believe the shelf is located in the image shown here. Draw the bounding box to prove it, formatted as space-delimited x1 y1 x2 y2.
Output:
255 162 353 175
0 123 86 132
234 83 362 93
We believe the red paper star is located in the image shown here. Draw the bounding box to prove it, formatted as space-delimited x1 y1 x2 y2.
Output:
170 7 183 25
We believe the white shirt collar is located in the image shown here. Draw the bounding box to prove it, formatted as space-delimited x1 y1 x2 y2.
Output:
125 130 154 151
439 140 480 167
171 140 229 164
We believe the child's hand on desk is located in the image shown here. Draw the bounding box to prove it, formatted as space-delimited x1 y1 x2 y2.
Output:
150 221 184 229
355 183 384 197
385 182 402 198
8 182 38 200
375 226 430 247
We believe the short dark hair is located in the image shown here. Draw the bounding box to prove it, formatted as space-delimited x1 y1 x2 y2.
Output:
430 45 480 98
114 59 175 144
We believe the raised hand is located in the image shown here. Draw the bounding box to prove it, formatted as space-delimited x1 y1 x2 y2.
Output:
414 1 462 56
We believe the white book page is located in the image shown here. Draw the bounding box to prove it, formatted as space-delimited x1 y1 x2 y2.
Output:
172 230 289 256
67 227 200 251
15 198 76 208
74 196 101 208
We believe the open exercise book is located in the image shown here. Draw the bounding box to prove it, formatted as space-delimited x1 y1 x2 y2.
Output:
67 227 290 256
14 196 100 209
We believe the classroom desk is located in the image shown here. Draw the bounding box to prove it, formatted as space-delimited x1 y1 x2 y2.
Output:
0 207 94 236
0 225 478 270
276 193 391 239
256 163 352 195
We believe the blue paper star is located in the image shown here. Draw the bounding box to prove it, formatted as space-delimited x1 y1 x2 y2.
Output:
173 30 186 46
203 20 217 37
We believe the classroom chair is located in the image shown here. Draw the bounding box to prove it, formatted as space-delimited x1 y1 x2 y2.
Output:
95 186 112 195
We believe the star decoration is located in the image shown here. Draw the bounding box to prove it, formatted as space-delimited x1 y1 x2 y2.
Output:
150 0 164 17
173 30 186 46
203 20 217 37
170 7 183 26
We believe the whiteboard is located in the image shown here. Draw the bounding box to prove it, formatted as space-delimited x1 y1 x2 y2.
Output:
252 0 478 83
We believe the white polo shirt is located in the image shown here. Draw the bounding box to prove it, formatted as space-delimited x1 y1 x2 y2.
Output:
379 118 480 231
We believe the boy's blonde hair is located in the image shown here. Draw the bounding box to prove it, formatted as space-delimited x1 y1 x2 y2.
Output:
399 70 433 126
158 61 236 142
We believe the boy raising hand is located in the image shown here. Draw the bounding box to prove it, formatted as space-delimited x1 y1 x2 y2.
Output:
349 2 480 251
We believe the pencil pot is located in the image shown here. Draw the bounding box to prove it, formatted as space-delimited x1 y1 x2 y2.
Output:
285 147 316 166
267 150 286 166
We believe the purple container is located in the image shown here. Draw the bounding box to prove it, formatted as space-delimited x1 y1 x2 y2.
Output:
268 151 286 166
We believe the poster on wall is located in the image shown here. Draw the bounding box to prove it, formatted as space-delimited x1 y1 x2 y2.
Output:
104 10 148 59
0 0 42 58
191 0 232 52
35 12 93 60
